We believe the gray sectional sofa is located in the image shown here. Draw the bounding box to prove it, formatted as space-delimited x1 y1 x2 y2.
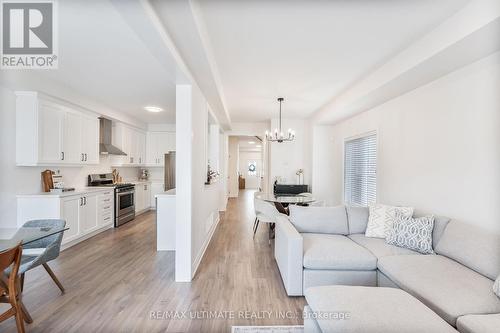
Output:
274 205 500 332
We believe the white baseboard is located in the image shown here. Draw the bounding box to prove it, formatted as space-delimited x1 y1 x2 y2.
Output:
192 213 220 278
61 223 114 251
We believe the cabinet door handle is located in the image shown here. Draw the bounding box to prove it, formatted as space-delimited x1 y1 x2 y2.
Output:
104 206 110 209
80 197 83 206
85 153 87 161
81 153 84 162
61 152 65 161
84 197 87 205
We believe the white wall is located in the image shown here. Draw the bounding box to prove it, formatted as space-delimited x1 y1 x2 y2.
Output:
315 52 500 233
238 151 262 189
227 137 239 197
175 84 222 282
0 86 138 228
268 118 312 189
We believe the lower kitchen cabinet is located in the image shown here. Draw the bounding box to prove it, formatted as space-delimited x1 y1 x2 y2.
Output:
150 182 165 209
17 189 114 248
135 182 152 213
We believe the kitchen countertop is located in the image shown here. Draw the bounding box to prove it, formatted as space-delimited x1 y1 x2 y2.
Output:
17 187 112 198
156 188 176 197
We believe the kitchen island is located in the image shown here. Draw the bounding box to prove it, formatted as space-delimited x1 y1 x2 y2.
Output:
156 188 176 251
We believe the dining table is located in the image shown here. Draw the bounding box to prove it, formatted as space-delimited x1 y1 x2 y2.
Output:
0 224 68 324
0 225 68 252
255 192 316 215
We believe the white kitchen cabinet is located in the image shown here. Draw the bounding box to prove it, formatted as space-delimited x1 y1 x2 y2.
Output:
62 110 83 164
146 132 175 166
135 182 151 213
81 115 99 164
80 193 99 234
38 102 64 164
61 196 80 243
17 189 114 248
150 182 164 209
16 91 100 166
112 123 146 167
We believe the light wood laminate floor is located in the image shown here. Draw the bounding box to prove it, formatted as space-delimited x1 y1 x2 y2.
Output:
1 189 305 332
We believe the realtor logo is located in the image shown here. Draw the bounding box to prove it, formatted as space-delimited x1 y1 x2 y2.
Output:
1 0 58 69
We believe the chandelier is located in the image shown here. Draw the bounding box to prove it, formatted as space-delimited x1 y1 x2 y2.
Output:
265 97 295 143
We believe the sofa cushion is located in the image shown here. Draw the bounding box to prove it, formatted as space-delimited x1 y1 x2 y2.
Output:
305 286 457 333
456 313 500 333
290 205 349 235
302 233 376 270
365 204 414 238
378 255 500 326
435 221 500 280
386 213 435 254
348 234 419 258
346 206 369 234
431 215 451 248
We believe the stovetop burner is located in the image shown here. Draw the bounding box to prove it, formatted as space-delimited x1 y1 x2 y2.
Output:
87 173 134 189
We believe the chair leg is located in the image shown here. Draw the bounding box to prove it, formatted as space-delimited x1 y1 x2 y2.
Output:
14 307 25 333
20 302 33 324
20 273 24 292
43 263 65 294
253 220 260 239
252 217 258 232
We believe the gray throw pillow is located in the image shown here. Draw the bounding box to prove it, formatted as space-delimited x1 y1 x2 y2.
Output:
494 276 500 298
386 212 435 254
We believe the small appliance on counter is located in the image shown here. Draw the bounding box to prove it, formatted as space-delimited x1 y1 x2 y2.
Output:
41 170 75 193
88 173 135 227
139 169 149 181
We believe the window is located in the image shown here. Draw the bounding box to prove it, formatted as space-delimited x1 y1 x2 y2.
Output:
248 161 257 176
344 133 377 206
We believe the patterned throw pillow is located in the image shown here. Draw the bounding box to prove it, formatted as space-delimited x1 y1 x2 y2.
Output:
494 276 500 298
365 204 414 238
386 212 435 254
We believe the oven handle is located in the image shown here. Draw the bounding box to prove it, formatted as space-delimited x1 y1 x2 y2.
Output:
117 190 134 196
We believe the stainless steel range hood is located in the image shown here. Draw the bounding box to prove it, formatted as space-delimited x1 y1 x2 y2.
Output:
99 118 127 156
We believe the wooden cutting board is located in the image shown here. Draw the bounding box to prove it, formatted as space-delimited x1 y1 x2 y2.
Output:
41 170 54 192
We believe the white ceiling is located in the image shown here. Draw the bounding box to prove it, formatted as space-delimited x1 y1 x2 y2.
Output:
237 136 263 151
195 0 470 122
1 0 178 124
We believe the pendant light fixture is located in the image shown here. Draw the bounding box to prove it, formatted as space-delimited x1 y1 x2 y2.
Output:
265 97 295 143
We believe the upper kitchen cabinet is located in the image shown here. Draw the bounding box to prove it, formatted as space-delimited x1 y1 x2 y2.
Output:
111 122 146 167
16 91 100 166
146 131 175 166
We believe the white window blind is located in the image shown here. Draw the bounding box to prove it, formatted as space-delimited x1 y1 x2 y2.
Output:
344 133 377 206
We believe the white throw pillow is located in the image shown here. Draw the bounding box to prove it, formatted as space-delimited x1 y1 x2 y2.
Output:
494 276 500 298
365 204 414 238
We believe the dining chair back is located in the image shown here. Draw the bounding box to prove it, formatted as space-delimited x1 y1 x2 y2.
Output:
253 195 280 243
16 219 66 294
0 243 25 333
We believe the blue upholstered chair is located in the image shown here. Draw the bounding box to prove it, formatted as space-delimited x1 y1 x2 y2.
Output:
17 219 66 294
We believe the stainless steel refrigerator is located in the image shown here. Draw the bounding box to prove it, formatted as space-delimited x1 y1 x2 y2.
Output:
164 152 176 191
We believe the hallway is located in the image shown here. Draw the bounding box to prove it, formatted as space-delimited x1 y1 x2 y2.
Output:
1 190 305 332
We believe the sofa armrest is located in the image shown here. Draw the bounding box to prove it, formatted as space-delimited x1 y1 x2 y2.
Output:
274 214 303 296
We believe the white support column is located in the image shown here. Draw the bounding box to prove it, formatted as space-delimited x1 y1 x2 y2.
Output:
175 84 193 282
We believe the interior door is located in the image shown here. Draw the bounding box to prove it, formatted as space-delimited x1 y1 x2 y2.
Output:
62 110 82 163
62 196 80 243
38 103 64 163
82 116 99 164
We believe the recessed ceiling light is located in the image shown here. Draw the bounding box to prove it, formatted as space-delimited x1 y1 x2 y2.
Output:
248 141 255 144
144 106 163 113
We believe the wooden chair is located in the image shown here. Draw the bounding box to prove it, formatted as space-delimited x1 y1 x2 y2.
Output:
0 243 25 333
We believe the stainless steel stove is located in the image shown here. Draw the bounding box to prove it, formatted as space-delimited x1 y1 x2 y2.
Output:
88 173 135 227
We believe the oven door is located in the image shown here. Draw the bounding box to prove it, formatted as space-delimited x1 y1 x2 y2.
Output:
116 189 135 226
